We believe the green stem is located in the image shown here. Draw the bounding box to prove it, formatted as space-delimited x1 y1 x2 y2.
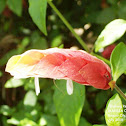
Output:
47 0 111 65
47 0 89 52
114 84 126 101
47 0 126 102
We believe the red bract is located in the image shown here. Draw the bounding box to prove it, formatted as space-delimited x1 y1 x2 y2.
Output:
5 48 112 95
102 44 116 59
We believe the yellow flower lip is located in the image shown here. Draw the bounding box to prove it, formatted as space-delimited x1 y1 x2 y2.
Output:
5 50 45 96
5 55 21 72
5 50 44 73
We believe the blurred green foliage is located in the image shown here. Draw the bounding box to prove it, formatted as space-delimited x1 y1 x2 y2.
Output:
0 0 126 126
110 43 126 81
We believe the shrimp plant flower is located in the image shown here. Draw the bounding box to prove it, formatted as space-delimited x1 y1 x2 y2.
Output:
5 48 112 95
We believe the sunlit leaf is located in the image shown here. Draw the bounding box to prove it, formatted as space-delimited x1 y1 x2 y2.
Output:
105 94 123 126
28 0 47 35
7 0 22 16
0 105 14 116
19 118 37 126
39 114 60 126
95 19 126 52
7 117 20 125
5 78 25 88
7 111 25 125
110 42 126 81
23 90 37 107
53 80 85 126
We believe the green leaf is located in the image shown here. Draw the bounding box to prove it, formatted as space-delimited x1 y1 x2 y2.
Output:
7 0 22 16
29 29 48 50
110 42 126 81
53 80 85 126
1 116 9 126
95 91 109 110
24 90 37 107
107 0 118 5
27 103 42 121
0 0 6 14
96 7 116 24
79 117 92 126
38 90 56 114
19 118 38 126
30 37 48 49
7 117 20 125
105 94 124 126
18 37 30 53
121 121 126 126
28 0 47 35
93 124 107 126
124 71 126 75
5 78 25 88
95 19 126 52
0 105 14 116
7 111 26 125
24 78 35 91
51 35 62 48
118 1 126 20
7 102 41 125
39 114 60 126
0 71 3 77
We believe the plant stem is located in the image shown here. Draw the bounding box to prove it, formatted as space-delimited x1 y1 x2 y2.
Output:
47 0 111 64
47 1 126 101
47 0 89 52
114 84 126 101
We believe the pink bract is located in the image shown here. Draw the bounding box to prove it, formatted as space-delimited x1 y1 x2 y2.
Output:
5 48 112 95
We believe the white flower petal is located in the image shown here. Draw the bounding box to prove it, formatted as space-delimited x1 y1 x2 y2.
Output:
66 79 73 95
34 77 40 95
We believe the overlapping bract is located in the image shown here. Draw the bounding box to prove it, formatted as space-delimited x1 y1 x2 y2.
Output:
102 44 116 59
5 48 111 90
